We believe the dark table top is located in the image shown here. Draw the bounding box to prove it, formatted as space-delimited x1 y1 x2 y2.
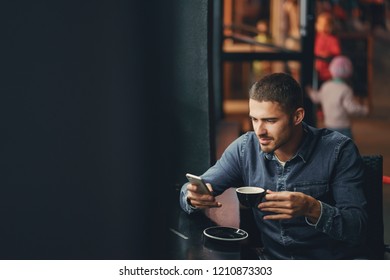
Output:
167 205 256 260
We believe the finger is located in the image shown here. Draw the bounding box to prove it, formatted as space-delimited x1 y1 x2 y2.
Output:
264 190 273 198
259 207 294 215
187 185 209 196
187 183 202 192
187 183 214 195
187 191 215 202
190 199 222 209
192 203 222 209
265 191 295 202
263 213 293 220
265 193 287 201
187 190 221 208
259 201 294 209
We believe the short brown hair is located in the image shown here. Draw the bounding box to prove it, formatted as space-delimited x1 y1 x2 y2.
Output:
249 73 303 115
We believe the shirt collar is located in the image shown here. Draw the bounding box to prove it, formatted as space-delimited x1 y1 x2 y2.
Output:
295 122 316 163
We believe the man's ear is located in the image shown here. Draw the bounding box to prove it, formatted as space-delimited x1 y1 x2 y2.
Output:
294 108 305 125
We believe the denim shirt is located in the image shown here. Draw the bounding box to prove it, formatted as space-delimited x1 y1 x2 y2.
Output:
180 123 368 259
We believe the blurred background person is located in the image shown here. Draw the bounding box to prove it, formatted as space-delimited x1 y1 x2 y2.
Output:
314 12 341 87
306 55 370 139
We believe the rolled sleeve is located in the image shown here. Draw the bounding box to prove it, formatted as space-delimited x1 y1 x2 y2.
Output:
305 201 324 227
311 201 337 232
179 183 199 214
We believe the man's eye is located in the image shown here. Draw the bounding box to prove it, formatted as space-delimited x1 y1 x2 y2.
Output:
266 119 276 123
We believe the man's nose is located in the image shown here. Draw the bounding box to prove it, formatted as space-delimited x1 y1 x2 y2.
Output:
254 122 266 135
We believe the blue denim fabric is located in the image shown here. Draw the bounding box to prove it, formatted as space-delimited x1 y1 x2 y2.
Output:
331 127 353 139
180 123 368 259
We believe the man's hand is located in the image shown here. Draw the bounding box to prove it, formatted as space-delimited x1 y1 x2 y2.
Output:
186 183 222 209
258 190 321 223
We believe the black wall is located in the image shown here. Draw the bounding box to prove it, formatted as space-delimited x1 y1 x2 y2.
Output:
169 1 214 180
0 0 212 259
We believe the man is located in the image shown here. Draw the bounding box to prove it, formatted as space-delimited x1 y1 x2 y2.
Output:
180 73 367 259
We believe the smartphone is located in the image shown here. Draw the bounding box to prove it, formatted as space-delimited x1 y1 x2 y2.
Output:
185 173 212 195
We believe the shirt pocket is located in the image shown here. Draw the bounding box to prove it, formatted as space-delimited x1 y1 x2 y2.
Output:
288 181 329 199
